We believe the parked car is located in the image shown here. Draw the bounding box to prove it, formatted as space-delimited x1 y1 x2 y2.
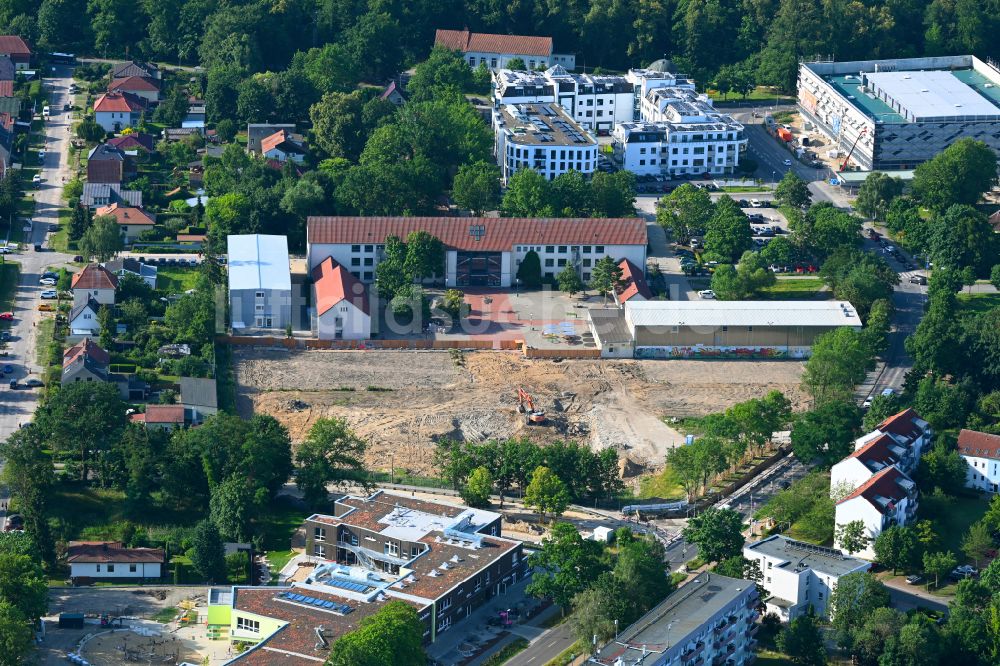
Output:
697 290 716 299
909 275 927 285
63 103 71 111
783 159 792 166
749 199 761 207
0 247 11 254
2 364 12 374
39 277 56 286
40 290 58 299
72 255 84 262
37 303 55 311
905 575 923 585
22 378 43 388
31 174 41 185
0 312 13 320
42 105 50 117
862 396 873 409
42 271 57 280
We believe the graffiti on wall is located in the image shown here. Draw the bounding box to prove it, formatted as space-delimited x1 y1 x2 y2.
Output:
634 345 812 360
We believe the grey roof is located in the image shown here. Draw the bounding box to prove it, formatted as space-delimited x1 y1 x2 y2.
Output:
625 300 863 329
111 61 159 79
0 97 19 115
227 234 291 291
864 70 1000 122
588 307 633 344
246 123 296 152
179 377 218 409
103 258 157 280
646 58 675 73
744 535 869 577
69 297 101 322
0 55 14 81
80 183 142 208
62 356 110 383
591 573 756 664
88 143 126 162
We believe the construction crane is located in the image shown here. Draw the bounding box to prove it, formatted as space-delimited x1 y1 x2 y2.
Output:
840 127 869 171
516 387 547 425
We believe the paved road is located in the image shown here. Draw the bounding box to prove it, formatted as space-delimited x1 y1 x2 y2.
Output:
514 621 578 665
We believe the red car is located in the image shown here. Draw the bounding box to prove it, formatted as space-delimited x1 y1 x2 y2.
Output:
0 312 13 320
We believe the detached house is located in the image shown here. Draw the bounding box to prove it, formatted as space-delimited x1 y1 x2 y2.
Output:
131 404 185 431
613 258 652 306
834 466 918 559
62 338 112 386
93 91 148 133
0 36 31 70
103 257 157 288
87 143 135 184
106 133 156 153
247 123 295 153
68 541 164 583
81 183 142 209
260 129 307 164
111 60 161 81
434 29 574 71
312 257 371 340
108 76 161 104
68 298 103 336
957 429 1000 493
71 264 118 308
228 234 292 332
96 203 155 244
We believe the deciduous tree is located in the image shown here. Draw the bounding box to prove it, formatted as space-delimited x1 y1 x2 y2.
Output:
526 522 604 610
836 520 870 556
295 418 368 509
524 466 570 521
681 507 744 563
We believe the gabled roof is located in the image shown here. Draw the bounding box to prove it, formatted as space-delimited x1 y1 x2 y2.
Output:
0 36 30 57
87 159 123 184
616 258 652 302
69 297 102 323
103 258 157 278
434 29 552 57
837 466 914 513
109 76 160 93
96 203 155 226
0 57 14 83
137 404 185 424
63 338 111 368
380 80 405 102
179 377 218 409
81 183 143 208
312 257 369 316
957 429 1000 460
260 129 306 156
848 432 902 473
94 91 148 113
67 541 165 564
876 408 929 440
88 143 126 162
71 264 119 290
111 61 158 79
106 133 155 152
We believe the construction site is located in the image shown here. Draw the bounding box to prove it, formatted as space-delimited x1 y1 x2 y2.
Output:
235 349 808 478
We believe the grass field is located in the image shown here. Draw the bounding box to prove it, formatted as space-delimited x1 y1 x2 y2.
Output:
957 292 1000 316
0 262 19 316
760 277 827 300
637 465 686 500
157 266 202 293
709 86 795 104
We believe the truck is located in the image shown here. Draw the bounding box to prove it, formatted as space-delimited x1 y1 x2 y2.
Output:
776 128 793 142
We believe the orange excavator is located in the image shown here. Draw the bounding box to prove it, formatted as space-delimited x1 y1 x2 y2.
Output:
517 387 547 425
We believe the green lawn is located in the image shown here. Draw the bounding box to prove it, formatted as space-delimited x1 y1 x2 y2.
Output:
957 292 1000 316
49 485 129 541
0 262 19 317
709 86 795 104
257 495 306 578
157 266 202 293
921 494 989 567
760 277 827 300
637 466 686 500
721 185 771 193
49 208 72 253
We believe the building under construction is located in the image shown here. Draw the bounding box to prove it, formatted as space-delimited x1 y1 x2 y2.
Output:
798 55 1000 170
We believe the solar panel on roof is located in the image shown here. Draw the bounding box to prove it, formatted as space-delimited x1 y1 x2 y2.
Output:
323 601 335 608
312 598 325 606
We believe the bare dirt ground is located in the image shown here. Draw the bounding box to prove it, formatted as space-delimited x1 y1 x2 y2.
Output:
236 349 806 475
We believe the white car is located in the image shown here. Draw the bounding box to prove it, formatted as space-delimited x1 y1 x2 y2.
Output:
42 105 50 117
783 159 792 166
40 290 58 299
0 247 11 254
698 290 716 299
862 396 873 409
749 199 761 207
31 174 41 184
39 278 57 286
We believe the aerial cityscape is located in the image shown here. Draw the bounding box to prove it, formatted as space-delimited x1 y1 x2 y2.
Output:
0 3 999 665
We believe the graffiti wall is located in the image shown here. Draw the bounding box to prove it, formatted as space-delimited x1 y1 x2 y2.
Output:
634 345 812 360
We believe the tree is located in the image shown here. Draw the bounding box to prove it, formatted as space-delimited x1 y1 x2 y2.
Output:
79 214 124 262
506 57 527 70
526 522 604 609
295 418 368 509
209 476 259 543
991 264 1000 291
829 572 890 649
462 466 493 509
852 607 905 666
68 204 92 241
928 204 998 274
912 138 998 211
452 161 500 215
873 525 919 575
62 177 84 203
589 256 624 302
403 231 445 281
778 609 827 666
681 507 744 563
962 521 993 568
216 118 236 143
439 289 466 322
922 550 957 588
153 85 190 127
0 553 48 620
516 250 542 289
855 172 903 220
0 601 33 666
656 183 714 241
524 466 570 522
790 399 860 466
502 169 552 217
704 196 752 262
556 265 585 296
75 118 106 142
802 327 872 405
774 171 812 209
836 520 870 556
326 600 425 666
190 520 226 583
407 46 475 102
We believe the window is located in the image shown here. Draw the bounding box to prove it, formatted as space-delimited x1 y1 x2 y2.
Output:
107 564 115 573
490 525 497 536
364 257 373 266
582 259 591 268
439 616 452 632
671 326 679 333
314 527 326 542
237 617 260 633
351 257 360 266
363 271 373 281
557 259 566 267
129 564 137 573
365 245 373 252
558 246 567 253
385 542 400 556
441 597 452 610
411 546 420 557
722 326 728 332
255 291 264 299
351 245 361 252
583 273 590 281
595 246 604 254
544 258 554 267
96 564 101 572
314 544 326 558
255 304 264 312
583 246 592 254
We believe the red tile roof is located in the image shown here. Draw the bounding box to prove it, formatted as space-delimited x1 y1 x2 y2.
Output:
616 258 652 302
94 91 148 113
308 217 647 252
0 80 12 97
107 133 155 152
260 130 290 155
876 408 927 440
71 264 119 290
0 36 30 57
108 76 160 93
63 338 110 368
837 466 911 512
141 404 185 424
312 257 369 316
435 29 552 57
96 203 155 226
67 541 165 564
957 429 1000 459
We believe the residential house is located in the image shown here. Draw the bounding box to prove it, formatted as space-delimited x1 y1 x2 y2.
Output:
246 123 295 153
312 257 371 340
434 29 574 71
103 257 157 288
957 429 1000 493
0 55 15 81
989 210 1000 233
380 80 406 106
0 36 31 70
108 76 161 104
588 573 760 666
493 102 598 181
179 377 218 424
93 91 148 132
61 338 112 386
71 264 118 308
87 143 135 184
106 133 156 153
744 535 870 621
834 466 918 560
68 298 103 335
163 127 201 141
0 111 14 168
871 408 933 459
111 61 161 81
81 183 142 209
830 407 933 495
228 234 292 332
184 99 206 130
260 129 307 164
67 541 164 582
613 258 652 306
96 203 155 245
131 404 186 431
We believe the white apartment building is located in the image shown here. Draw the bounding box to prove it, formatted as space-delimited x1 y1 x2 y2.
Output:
307 216 647 288
957 429 1000 493
744 535 869 621
831 408 932 499
834 466 918 560
435 29 575 71
493 103 598 181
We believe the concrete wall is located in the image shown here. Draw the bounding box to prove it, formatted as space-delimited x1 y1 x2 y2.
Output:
70 562 162 578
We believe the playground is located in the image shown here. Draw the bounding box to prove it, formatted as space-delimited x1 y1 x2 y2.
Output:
77 624 204 665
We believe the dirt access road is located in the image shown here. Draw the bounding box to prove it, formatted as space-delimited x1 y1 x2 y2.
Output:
236 349 806 476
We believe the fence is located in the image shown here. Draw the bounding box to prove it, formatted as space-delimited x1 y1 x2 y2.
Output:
219 335 543 354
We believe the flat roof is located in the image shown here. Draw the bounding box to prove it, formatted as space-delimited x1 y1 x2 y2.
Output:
625 300 862 329
588 307 633 344
745 535 869 577
227 234 291 292
864 70 1000 121
496 103 596 146
591 573 754 664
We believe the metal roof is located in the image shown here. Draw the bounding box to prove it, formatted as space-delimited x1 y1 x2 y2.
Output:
864 70 1000 122
227 234 291 292
625 300 862 328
